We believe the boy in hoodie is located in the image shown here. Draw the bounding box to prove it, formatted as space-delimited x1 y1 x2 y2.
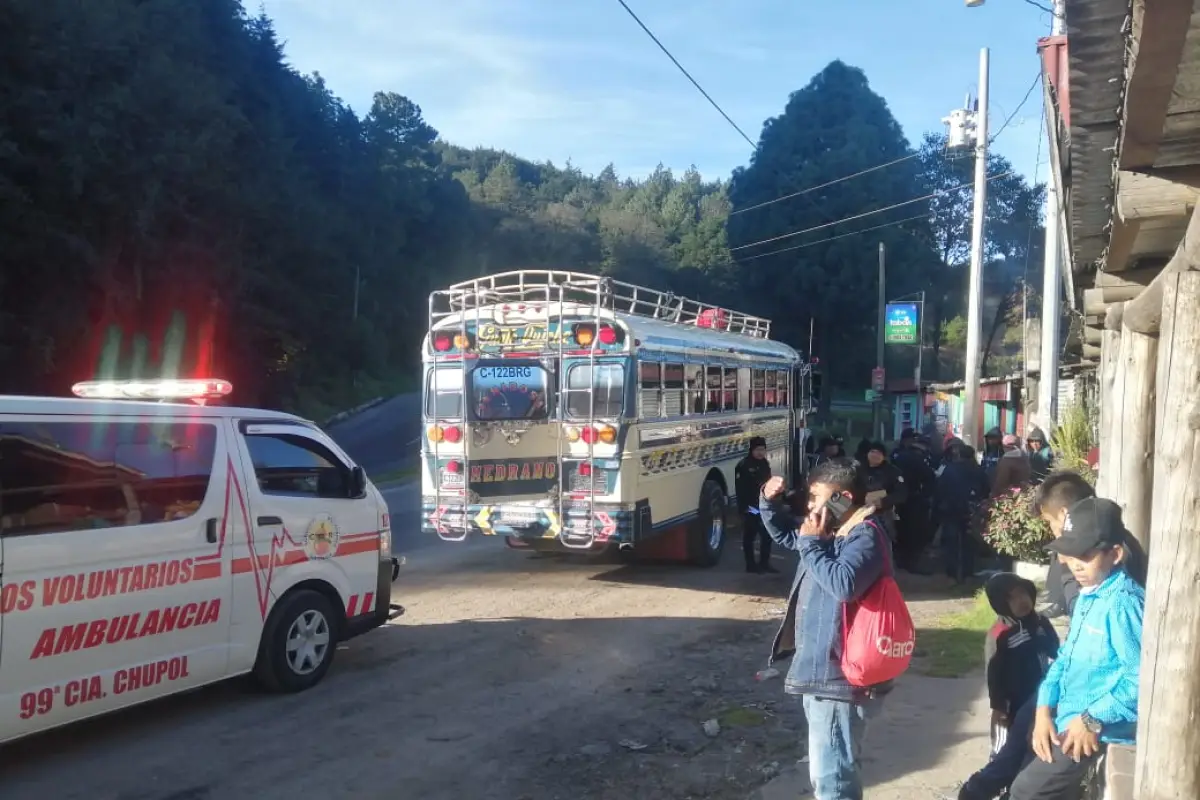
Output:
735 436 777 573
1026 427 1054 484
1008 497 1144 800
958 574 1059 800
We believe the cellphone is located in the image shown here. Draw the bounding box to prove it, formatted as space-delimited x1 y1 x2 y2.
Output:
824 491 852 519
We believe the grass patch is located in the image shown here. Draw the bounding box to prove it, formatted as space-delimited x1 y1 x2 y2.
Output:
370 463 421 485
912 590 998 678
717 706 768 727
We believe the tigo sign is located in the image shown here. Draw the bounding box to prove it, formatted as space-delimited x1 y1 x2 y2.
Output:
885 303 919 344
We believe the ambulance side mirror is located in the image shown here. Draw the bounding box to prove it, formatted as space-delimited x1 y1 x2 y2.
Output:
350 466 367 498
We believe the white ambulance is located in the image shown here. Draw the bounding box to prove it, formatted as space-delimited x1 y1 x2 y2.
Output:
0 379 403 744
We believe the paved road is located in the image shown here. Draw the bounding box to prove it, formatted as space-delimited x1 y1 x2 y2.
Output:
327 392 421 475
379 479 475 562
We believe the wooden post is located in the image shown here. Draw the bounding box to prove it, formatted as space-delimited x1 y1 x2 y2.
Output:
1135 270 1200 800
1112 321 1157 546
1124 205 1200 336
1096 303 1124 497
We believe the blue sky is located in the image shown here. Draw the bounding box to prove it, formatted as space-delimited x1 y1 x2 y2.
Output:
258 0 1054 186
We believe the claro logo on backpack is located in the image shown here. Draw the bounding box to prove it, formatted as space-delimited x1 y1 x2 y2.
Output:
874 635 915 658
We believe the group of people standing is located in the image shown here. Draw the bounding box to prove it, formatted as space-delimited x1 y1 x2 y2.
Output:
734 423 1143 800
771 424 1057 583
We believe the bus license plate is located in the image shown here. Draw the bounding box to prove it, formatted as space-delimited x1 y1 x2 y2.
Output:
440 469 464 488
499 508 541 527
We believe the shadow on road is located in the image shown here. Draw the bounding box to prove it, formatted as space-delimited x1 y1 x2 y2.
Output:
2 611 989 800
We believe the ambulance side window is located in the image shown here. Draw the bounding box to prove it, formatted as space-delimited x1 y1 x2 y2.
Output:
0 420 218 536
244 433 354 499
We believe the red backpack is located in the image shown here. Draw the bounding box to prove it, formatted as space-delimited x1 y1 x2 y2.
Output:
840 520 916 686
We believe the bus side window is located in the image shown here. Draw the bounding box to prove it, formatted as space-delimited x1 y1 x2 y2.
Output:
751 369 766 408
776 370 789 407
639 362 662 418
705 366 724 412
663 363 685 417
685 365 705 414
724 367 739 411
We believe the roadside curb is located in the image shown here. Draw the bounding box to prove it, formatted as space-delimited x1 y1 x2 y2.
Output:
323 396 385 428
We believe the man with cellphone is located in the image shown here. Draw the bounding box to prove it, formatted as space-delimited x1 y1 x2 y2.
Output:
757 459 892 800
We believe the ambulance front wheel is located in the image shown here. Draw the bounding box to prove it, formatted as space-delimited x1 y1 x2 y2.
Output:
254 588 339 693
687 479 727 567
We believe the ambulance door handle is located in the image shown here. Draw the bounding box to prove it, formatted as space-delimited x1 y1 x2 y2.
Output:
205 517 218 544
258 516 283 526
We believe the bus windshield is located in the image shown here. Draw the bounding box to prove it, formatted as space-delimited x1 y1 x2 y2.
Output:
470 364 550 421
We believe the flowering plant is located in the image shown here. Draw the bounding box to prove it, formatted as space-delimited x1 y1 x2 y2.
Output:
982 484 1052 564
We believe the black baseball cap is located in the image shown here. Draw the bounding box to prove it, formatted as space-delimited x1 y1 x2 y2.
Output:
1045 497 1127 558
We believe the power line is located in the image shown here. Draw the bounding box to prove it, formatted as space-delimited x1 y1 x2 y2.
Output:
1021 0 1059 16
730 153 921 216
729 147 974 218
990 72 1041 143
613 0 757 150
729 170 1016 253
734 213 932 262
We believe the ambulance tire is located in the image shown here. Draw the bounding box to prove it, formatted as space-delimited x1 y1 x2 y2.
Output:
254 589 339 693
687 479 727 567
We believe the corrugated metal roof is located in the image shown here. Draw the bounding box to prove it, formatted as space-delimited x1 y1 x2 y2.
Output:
1062 0 1129 273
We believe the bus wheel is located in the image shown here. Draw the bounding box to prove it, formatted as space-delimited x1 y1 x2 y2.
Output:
254 589 338 693
687 480 727 567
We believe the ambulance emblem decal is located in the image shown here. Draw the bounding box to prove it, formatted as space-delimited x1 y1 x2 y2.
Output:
305 514 341 559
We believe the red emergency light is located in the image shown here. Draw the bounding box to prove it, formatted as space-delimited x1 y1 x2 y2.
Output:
71 378 234 403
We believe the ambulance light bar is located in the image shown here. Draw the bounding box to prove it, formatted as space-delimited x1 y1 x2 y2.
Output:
71 379 234 401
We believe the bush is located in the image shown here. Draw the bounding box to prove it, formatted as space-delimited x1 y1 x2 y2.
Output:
1050 400 1097 483
982 485 1052 564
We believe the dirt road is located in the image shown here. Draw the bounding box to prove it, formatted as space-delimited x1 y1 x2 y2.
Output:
0 499 810 800
1 476 992 800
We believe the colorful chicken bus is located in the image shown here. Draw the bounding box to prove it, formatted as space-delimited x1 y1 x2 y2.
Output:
420 270 813 565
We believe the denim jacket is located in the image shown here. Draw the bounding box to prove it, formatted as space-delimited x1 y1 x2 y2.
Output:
759 496 891 702
1035 568 1144 743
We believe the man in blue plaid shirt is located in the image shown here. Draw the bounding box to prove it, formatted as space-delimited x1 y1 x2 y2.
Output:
1008 497 1144 800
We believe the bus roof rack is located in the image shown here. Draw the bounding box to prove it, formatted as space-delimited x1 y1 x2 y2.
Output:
431 270 772 339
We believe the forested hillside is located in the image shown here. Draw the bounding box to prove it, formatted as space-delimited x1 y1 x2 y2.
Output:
0 1 1044 418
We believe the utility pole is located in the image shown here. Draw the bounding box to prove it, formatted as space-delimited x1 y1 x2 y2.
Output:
915 290 925 420
1038 0 1066 432
352 263 361 323
874 242 886 439
962 47 990 448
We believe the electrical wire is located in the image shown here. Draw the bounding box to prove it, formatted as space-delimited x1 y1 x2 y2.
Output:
613 0 757 150
733 213 931 262
1021 0 1058 16
729 170 1016 253
730 153 922 216
730 148 975 218
990 72 1042 143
